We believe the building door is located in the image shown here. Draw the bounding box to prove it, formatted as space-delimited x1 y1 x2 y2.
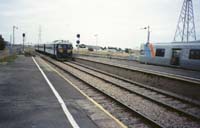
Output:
171 49 182 66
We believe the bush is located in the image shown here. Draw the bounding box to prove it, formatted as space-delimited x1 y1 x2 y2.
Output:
0 35 6 50
125 48 130 53
88 48 94 51
79 44 86 48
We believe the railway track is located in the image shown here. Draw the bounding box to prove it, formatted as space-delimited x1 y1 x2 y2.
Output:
40 55 163 128
40 55 200 128
74 55 200 78
74 57 200 83
74 57 200 102
68 61 200 119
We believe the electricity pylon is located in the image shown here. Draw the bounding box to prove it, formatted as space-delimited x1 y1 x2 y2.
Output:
38 25 42 44
174 0 196 42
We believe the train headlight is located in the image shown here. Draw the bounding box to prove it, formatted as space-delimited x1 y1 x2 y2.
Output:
67 49 72 53
58 48 64 53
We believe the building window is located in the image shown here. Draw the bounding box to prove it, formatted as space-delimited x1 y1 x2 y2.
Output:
155 49 165 57
189 49 200 60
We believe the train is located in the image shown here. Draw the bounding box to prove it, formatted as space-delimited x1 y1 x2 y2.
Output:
35 40 73 60
139 40 200 70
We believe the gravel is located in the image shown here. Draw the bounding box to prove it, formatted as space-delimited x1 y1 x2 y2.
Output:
62 61 200 128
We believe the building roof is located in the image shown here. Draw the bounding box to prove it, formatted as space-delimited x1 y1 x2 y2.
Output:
53 40 72 44
151 40 200 46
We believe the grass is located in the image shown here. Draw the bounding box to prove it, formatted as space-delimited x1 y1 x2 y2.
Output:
0 47 35 64
0 54 17 64
0 49 17 64
73 49 140 58
24 47 36 57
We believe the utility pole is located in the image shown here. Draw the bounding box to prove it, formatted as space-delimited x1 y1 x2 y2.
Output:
9 34 12 54
13 26 14 46
94 34 98 51
174 0 196 42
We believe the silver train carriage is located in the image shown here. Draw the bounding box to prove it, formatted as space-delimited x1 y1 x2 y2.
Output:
139 40 200 70
35 40 73 59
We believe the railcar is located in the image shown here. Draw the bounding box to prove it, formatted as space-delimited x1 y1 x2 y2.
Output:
35 40 73 60
139 40 200 70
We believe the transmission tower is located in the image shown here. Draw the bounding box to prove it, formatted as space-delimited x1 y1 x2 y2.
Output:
174 0 196 42
38 25 42 44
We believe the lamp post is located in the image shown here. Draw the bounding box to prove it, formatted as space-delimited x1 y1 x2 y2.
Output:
12 26 18 47
10 35 12 46
143 26 150 44
142 26 151 65
11 26 18 54
22 33 25 53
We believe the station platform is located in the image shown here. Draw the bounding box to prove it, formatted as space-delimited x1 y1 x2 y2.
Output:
0 55 122 128
77 56 200 79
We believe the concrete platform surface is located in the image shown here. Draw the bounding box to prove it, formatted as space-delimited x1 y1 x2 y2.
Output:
0 55 122 128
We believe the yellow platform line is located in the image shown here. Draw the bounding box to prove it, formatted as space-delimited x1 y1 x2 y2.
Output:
39 57 128 128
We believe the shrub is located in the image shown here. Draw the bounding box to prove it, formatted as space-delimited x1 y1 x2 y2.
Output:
0 35 6 50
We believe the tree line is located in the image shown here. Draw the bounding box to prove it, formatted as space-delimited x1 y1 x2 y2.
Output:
0 35 6 50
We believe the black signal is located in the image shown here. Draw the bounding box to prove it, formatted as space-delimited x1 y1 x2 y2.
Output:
76 40 80 44
76 34 80 38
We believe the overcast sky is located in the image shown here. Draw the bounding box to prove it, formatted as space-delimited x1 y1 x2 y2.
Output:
0 0 200 49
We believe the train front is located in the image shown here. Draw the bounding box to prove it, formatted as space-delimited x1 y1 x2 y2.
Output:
57 43 73 60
